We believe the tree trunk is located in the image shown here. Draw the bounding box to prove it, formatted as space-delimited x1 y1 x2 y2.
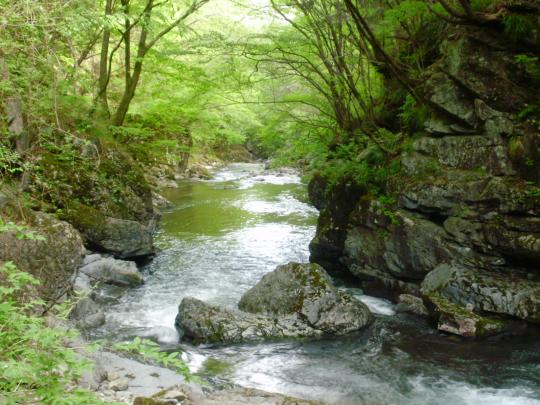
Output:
112 47 145 126
95 0 113 119
0 58 29 154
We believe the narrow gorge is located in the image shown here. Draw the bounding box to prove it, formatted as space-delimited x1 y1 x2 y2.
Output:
1 1 539 404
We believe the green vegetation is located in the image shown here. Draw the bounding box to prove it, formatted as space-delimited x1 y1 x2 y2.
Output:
0 262 107 404
114 337 194 381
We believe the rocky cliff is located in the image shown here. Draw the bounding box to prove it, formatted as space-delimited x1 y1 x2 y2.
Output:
309 21 540 337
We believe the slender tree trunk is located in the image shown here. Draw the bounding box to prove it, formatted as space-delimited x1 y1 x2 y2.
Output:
112 60 143 126
1 58 29 154
95 0 113 119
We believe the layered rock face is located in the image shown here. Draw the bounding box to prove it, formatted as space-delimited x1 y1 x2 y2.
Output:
309 25 540 337
176 263 371 343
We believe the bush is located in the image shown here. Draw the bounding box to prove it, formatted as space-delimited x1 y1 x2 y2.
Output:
0 261 106 404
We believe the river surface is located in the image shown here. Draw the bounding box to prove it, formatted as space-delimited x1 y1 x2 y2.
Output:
96 163 540 405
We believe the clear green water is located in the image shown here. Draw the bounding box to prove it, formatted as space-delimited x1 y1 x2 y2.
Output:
97 163 540 405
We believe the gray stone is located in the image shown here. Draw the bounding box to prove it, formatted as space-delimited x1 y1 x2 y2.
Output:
177 297 319 343
0 192 85 302
95 217 155 259
134 385 319 405
396 294 429 317
410 134 514 176
422 263 540 323
239 262 372 335
73 272 93 296
177 263 371 344
109 377 129 392
80 256 144 287
69 297 106 329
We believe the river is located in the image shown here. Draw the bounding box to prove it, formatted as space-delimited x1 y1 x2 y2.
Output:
95 163 540 405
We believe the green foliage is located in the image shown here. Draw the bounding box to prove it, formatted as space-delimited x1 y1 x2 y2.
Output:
504 15 535 42
378 195 399 225
0 262 106 404
0 218 46 241
114 337 194 381
517 105 539 121
471 0 494 11
515 54 540 84
0 140 30 179
317 141 401 196
399 95 428 133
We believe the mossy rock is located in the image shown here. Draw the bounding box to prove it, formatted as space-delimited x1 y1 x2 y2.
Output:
426 293 510 338
0 187 85 303
61 202 154 259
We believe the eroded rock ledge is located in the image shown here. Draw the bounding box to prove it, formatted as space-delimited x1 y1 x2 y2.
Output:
308 23 540 338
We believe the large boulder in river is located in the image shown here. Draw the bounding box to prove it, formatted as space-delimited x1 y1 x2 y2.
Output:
239 262 372 334
177 297 316 343
176 263 371 343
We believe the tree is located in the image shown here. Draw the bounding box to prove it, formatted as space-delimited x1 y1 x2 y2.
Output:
95 0 211 126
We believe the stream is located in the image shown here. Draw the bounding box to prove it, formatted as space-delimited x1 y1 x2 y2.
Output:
95 163 540 405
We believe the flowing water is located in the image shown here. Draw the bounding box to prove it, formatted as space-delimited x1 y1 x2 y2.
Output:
96 163 540 405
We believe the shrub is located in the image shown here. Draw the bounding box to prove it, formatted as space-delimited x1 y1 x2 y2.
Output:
0 262 107 404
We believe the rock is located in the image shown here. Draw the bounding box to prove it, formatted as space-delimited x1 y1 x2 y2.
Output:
0 189 85 302
134 386 188 405
396 294 429 317
73 272 93 295
93 216 155 259
177 297 312 343
177 263 371 344
134 385 319 405
152 192 174 211
425 293 510 338
92 351 188 397
406 134 514 176
309 178 367 272
69 297 106 329
422 263 540 324
79 255 144 287
399 174 539 217
109 377 130 392
239 262 372 335
188 165 212 180
345 202 454 280
347 265 421 301
307 172 328 210
63 203 155 260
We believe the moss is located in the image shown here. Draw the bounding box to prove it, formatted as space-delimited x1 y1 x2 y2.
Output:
30 140 153 228
197 358 233 376
208 322 226 343
60 202 107 240
509 137 526 160
428 293 507 338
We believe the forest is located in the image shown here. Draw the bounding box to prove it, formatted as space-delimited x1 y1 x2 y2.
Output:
1 0 540 404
